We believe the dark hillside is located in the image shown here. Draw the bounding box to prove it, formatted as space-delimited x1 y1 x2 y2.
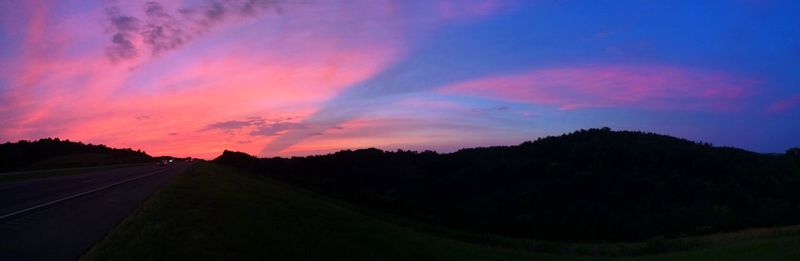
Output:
214 128 800 241
0 138 152 172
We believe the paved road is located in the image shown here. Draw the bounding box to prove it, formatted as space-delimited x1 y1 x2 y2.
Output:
0 162 191 260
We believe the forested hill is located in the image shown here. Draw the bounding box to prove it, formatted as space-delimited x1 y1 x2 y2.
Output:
214 128 800 242
0 138 152 172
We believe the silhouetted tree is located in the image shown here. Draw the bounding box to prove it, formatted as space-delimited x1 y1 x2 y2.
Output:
0 138 152 172
787 147 800 158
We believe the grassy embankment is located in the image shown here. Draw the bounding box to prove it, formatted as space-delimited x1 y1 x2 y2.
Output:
82 163 800 260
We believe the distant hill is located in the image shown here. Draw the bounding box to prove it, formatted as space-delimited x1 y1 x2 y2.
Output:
0 138 152 172
215 128 800 242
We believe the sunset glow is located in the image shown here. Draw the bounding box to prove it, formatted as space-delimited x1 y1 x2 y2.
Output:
1 0 799 158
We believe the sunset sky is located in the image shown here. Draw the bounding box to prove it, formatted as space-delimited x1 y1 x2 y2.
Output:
1 0 799 159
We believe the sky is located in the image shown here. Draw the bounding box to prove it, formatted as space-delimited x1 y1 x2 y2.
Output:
1 0 799 159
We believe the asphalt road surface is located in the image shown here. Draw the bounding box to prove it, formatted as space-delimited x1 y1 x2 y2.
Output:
0 162 191 260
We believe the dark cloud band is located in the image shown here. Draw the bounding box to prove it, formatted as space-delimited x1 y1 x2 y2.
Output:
104 0 281 63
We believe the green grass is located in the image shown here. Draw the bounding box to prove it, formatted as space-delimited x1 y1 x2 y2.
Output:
0 163 151 182
630 236 800 261
82 163 800 260
81 163 590 261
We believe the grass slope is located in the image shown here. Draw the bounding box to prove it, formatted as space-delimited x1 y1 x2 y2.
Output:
82 163 800 260
633 236 800 261
213 128 800 242
82 163 582 261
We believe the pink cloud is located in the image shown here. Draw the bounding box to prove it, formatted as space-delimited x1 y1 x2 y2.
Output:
1 1 88 136
40 41 397 158
0 0 406 159
439 65 756 111
769 95 800 114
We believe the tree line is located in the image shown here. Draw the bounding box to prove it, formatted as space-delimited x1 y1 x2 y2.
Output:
0 138 152 172
215 128 800 241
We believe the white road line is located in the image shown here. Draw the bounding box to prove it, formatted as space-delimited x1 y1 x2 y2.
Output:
0 168 171 221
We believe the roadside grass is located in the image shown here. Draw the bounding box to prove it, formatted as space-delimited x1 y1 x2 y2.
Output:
81 162 590 261
371 214 800 257
82 162 800 260
630 236 800 260
0 163 151 183
233 165 800 257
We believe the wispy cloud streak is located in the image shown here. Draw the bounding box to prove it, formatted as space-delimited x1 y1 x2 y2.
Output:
769 95 800 114
440 65 755 111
